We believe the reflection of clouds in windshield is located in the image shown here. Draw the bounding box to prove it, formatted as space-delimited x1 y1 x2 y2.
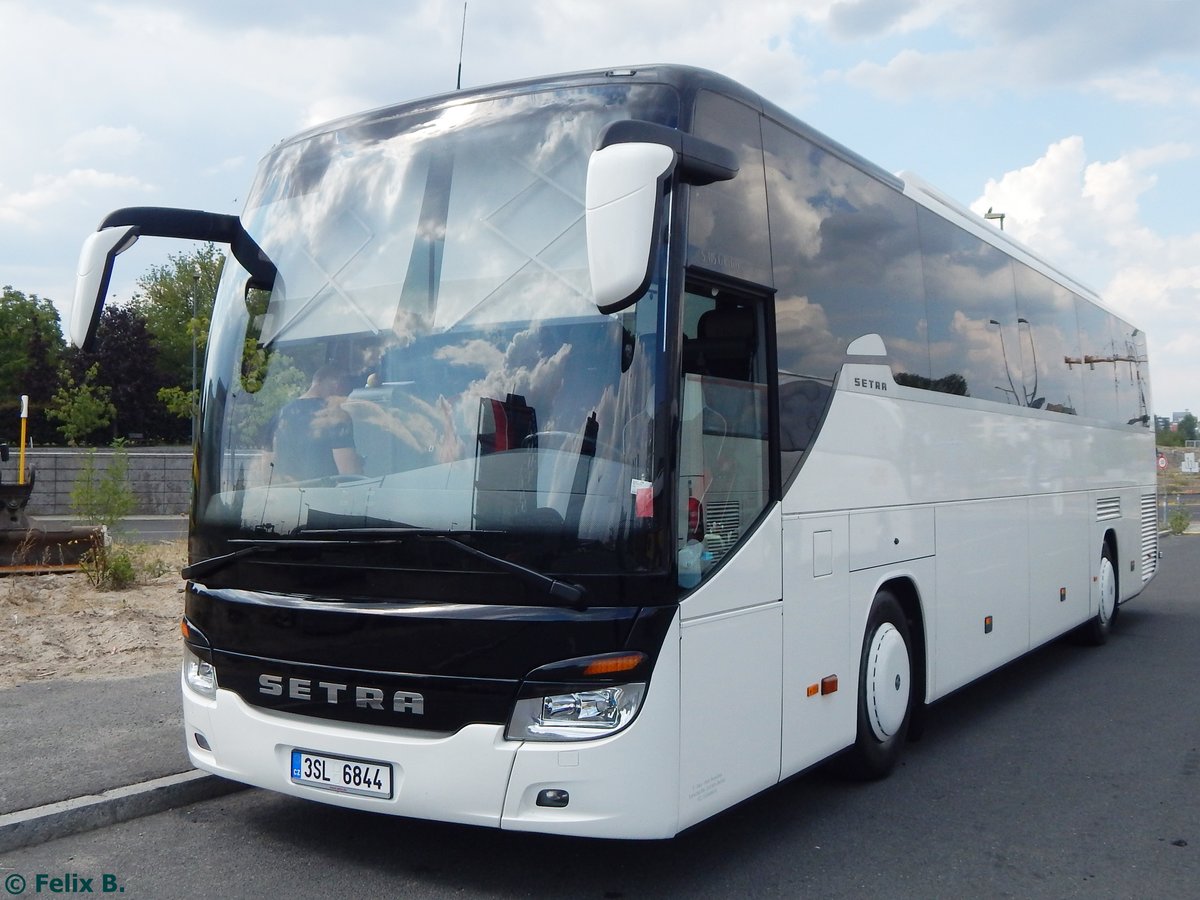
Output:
760 173 823 259
246 87 648 347
922 254 1015 321
438 325 575 438
951 310 1004 367
530 110 591 179
435 339 504 371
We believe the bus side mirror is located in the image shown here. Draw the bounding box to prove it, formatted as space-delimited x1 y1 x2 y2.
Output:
69 225 140 348
70 207 278 350
585 142 675 315
586 121 739 315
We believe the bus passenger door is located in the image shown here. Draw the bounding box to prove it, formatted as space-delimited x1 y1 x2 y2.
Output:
781 513 854 777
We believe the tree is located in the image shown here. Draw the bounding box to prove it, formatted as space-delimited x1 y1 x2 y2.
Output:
24 326 64 444
1179 413 1198 443
45 363 115 446
76 305 182 442
129 244 223 397
1157 423 1183 447
0 286 67 444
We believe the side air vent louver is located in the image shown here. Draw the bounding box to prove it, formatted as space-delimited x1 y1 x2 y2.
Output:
1141 494 1159 583
1096 497 1121 521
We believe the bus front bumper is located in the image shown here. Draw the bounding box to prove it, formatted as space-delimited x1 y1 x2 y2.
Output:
181 662 681 839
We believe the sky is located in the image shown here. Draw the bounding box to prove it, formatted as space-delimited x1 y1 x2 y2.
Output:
1 0 1198 415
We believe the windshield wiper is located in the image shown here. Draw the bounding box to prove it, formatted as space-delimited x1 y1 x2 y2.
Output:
296 526 589 610
181 535 358 581
432 534 588 610
182 544 277 581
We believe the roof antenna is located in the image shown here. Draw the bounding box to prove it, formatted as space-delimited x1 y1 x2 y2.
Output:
456 2 468 90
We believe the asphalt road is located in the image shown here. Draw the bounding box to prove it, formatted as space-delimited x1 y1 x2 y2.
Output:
3 536 1197 899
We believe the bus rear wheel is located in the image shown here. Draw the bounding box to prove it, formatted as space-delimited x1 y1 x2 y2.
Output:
844 590 913 780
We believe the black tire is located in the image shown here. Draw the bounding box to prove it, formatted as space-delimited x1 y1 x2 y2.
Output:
1080 542 1118 646
843 589 914 780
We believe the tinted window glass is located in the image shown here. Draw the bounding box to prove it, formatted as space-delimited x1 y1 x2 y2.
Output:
1113 316 1151 427
678 279 770 588
1074 298 1119 422
762 119 927 464
688 92 771 286
1012 261 1082 414
918 208 1023 404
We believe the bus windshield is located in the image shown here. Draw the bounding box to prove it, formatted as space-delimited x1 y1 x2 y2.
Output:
196 84 679 585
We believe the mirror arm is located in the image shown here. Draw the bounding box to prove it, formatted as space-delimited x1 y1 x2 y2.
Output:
98 207 277 289
595 120 739 185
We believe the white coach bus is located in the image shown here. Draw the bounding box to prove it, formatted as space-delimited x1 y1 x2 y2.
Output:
72 66 1157 839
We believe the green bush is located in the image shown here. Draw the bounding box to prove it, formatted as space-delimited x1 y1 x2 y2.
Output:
107 549 136 589
1168 508 1191 536
80 543 137 591
70 441 137 529
71 440 141 589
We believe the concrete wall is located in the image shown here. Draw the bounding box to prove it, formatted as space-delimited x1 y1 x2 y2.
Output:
0 448 192 516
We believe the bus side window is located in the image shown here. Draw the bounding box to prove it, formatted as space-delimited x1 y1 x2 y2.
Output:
693 305 757 381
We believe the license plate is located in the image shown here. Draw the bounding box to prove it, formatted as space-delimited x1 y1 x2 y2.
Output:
290 749 393 799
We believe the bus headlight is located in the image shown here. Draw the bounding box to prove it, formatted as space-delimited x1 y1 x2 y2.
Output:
183 645 218 699
507 683 646 741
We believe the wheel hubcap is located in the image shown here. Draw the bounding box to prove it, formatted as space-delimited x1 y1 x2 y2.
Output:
866 622 910 741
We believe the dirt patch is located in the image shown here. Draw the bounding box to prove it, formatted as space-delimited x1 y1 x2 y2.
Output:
0 541 187 690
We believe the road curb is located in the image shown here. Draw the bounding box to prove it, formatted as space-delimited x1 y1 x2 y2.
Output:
0 770 246 853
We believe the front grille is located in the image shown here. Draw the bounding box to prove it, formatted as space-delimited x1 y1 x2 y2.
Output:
214 651 515 733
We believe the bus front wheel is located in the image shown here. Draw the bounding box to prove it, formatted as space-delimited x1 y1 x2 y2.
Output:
844 590 913 780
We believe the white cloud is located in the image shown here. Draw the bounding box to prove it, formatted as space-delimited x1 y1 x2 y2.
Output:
201 156 247 177
1088 69 1200 107
61 126 145 164
0 169 151 228
835 1 1200 100
971 137 1196 294
842 46 995 99
971 137 1091 261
